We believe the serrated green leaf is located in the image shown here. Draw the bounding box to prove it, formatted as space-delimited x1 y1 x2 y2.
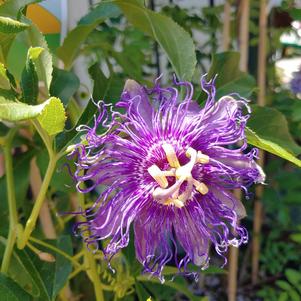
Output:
0 63 10 89
20 47 43 104
0 274 31 301
0 16 28 33
37 97 66 136
0 96 66 135
115 0 196 80
23 18 53 93
57 2 121 69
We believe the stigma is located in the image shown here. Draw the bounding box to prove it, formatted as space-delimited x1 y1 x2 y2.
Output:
148 143 209 208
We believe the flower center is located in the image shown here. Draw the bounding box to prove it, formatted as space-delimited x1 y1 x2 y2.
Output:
147 143 210 208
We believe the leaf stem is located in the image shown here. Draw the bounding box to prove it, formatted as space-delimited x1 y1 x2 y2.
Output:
1 128 18 274
17 152 58 249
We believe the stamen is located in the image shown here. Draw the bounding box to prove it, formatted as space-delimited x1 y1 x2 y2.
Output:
176 147 197 179
197 151 210 164
193 179 209 195
147 165 168 188
162 143 180 168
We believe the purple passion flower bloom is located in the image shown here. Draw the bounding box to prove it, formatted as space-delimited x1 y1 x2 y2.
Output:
69 76 265 281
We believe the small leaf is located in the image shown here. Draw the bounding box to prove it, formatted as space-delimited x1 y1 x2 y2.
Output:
0 16 28 33
0 96 66 136
290 233 301 244
0 63 10 89
57 2 121 69
276 280 293 291
115 0 196 80
20 47 44 104
0 274 31 301
50 68 80 105
24 18 53 93
285 269 301 287
37 97 66 136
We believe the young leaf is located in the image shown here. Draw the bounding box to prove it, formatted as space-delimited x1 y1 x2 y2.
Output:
0 63 10 89
0 274 31 301
23 18 53 94
0 16 28 33
50 68 80 105
0 96 66 136
57 2 121 69
115 0 196 81
20 47 44 104
37 97 66 136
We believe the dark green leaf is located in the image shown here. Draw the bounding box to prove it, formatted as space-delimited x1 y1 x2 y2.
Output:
135 282 150 301
115 0 196 80
50 68 80 105
205 51 256 99
20 47 43 104
57 2 121 69
0 274 31 301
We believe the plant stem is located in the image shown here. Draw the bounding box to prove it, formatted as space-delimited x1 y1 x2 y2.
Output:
76 193 104 301
18 153 58 249
1 129 18 274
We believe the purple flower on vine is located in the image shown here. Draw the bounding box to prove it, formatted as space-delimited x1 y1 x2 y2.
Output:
69 76 265 281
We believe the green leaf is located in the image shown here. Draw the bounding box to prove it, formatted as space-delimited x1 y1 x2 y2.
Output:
276 280 293 291
0 96 66 136
24 18 53 93
246 105 301 167
55 68 123 151
0 16 28 33
115 0 196 80
206 51 256 99
0 63 10 89
246 128 301 168
50 68 80 105
20 47 44 104
37 97 66 136
135 282 150 301
0 0 42 17
0 274 31 301
285 269 301 288
290 233 301 244
57 2 121 69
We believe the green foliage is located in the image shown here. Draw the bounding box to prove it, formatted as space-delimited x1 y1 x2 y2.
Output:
0 274 31 301
115 0 197 81
20 47 44 104
0 16 28 33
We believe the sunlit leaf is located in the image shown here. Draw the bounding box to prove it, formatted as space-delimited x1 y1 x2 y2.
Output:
20 47 44 104
0 96 66 136
0 63 10 89
0 16 28 33
57 2 121 69
115 0 196 80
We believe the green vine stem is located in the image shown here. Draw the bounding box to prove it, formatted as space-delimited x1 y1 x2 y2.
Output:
1 128 18 274
18 152 58 249
77 192 105 301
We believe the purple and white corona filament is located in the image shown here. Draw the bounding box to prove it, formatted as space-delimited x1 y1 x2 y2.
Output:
69 76 265 280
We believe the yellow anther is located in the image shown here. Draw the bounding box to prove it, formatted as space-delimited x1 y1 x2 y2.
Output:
173 199 185 208
193 179 209 195
162 143 180 168
147 165 168 188
197 151 210 164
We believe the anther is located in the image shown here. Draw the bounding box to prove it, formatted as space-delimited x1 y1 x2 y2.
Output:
162 143 180 168
147 165 168 188
193 179 209 195
197 151 210 164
